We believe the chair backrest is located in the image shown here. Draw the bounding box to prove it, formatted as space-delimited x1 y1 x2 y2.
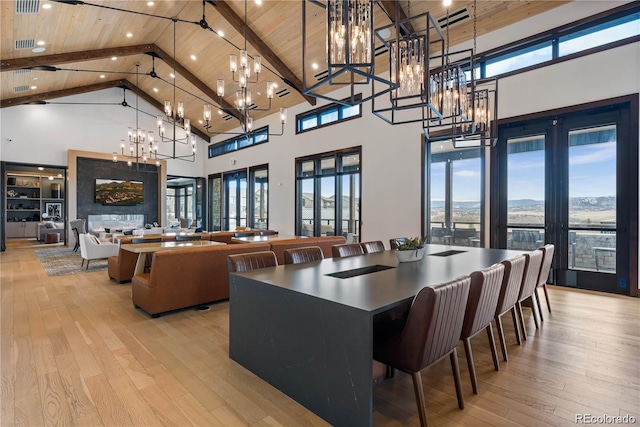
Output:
461 263 505 339
283 246 324 265
233 232 254 237
360 240 385 254
431 227 450 238
518 250 544 301
496 254 527 316
179 218 190 228
537 244 555 287
132 237 162 244
227 251 278 273
389 237 408 250
260 230 278 236
79 233 89 258
389 276 471 372
176 235 202 242
70 219 86 233
453 228 477 239
331 243 365 258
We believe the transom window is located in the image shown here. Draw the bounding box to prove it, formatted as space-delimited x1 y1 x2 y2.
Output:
208 126 269 158
296 94 362 134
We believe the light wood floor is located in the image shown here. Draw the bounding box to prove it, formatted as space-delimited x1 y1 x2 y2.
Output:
2 243 639 426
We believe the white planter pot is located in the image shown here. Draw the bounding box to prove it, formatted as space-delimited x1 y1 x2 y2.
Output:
395 247 426 263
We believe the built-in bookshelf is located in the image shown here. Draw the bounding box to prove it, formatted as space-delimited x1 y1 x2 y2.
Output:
5 167 66 238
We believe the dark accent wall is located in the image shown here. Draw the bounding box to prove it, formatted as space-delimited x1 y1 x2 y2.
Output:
76 158 159 224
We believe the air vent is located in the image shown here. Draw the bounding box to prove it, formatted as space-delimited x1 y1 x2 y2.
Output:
15 39 35 50
14 69 31 75
314 70 328 82
14 85 30 93
247 104 258 110
15 0 40 14
438 7 470 28
276 88 290 98
374 44 389 57
222 114 233 121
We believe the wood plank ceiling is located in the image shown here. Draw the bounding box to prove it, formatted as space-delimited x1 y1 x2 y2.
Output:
1 0 568 140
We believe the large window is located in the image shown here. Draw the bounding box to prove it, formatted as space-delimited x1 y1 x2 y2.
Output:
296 148 361 242
295 95 362 134
208 126 269 158
167 176 197 227
478 4 639 79
208 165 269 231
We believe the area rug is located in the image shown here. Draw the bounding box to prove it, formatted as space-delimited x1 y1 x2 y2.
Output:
34 247 108 277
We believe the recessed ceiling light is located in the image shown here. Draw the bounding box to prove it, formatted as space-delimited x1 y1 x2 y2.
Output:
31 47 45 53
147 1 154 5
311 62 319 70
255 0 262 5
99 74 105 79
169 73 175 79
37 167 44 170
218 110 223 115
36 40 45 46
443 0 452 6
126 32 133 38
217 30 224 37
30 85 37 90
153 87 158 92
32 77 38 81
198 120 203 124
112 56 117 60
42 3 51 9
190 54 197 61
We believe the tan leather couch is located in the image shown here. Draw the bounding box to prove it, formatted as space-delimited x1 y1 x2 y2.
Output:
107 233 208 283
269 236 347 265
132 242 271 317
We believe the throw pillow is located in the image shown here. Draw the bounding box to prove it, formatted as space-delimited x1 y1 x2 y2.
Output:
88 234 101 245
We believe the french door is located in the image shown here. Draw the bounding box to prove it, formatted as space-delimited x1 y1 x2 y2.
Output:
491 99 637 295
223 170 247 231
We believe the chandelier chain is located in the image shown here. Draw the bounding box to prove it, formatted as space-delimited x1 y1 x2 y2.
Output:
473 0 477 55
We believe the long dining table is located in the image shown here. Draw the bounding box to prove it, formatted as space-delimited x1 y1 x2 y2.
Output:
228 244 525 427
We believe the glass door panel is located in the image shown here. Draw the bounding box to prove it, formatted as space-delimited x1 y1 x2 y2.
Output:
506 135 546 250
568 125 617 273
223 171 247 230
300 178 314 236
251 168 268 229
340 174 360 242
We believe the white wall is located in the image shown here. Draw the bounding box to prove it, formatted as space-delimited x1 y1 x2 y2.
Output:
0 89 205 177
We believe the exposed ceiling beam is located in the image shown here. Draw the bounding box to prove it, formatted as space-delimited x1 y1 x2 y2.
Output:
150 45 243 122
0 44 155 71
209 0 316 106
1 43 243 125
379 1 416 35
0 79 127 108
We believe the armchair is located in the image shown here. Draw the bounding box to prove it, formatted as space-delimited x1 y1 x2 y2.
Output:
79 233 119 269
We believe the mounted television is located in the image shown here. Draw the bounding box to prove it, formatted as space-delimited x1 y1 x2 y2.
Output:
95 179 144 205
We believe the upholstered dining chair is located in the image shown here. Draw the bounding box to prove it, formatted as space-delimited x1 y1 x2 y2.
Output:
515 250 544 340
389 237 408 250
227 251 278 273
331 243 364 258
175 234 202 241
460 263 505 394
283 246 324 265
534 244 555 319
373 276 471 427
360 240 385 254
494 254 527 361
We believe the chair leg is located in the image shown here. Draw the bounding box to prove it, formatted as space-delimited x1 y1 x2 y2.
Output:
517 301 528 341
450 348 464 410
534 288 544 322
411 371 429 427
495 314 509 362
530 294 541 330
463 337 478 394
511 307 522 345
85 260 90 270
486 324 500 371
543 284 552 313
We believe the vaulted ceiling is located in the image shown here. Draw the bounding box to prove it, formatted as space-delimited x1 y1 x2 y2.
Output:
1 0 569 140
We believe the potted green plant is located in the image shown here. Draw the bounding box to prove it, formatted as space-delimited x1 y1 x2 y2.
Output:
393 236 427 263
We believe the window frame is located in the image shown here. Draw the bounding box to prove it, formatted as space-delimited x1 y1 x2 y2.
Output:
207 126 269 158
295 94 362 134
